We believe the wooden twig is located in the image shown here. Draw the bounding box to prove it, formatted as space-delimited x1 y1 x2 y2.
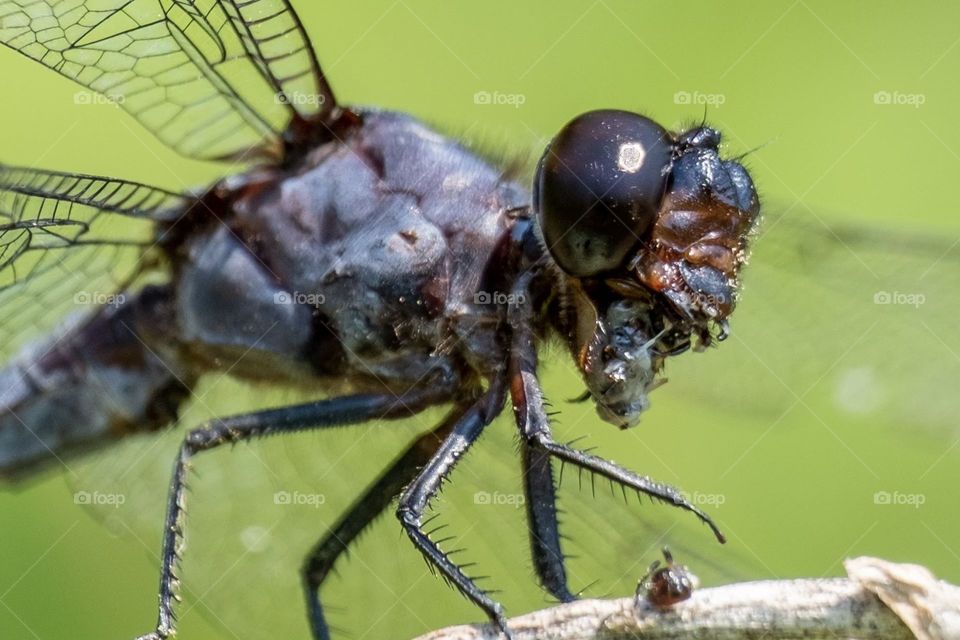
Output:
413 557 960 640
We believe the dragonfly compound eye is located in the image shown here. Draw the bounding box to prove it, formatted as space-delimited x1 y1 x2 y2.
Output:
534 109 673 277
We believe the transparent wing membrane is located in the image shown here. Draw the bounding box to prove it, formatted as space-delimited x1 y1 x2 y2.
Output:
219 0 333 121
665 205 960 438
0 0 336 160
0 165 187 357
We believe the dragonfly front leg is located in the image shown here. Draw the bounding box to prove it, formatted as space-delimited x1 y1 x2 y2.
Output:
133 387 449 640
507 279 726 554
396 377 513 638
521 442 576 602
300 403 469 640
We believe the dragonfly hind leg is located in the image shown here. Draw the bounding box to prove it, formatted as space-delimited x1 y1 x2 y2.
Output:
133 387 451 640
300 403 467 640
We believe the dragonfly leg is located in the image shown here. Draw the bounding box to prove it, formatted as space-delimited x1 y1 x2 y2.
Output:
521 441 576 602
133 387 450 640
396 377 513 639
507 279 726 549
300 403 468 640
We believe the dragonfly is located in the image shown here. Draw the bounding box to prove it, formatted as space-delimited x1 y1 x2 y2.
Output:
1 2 958 640
0 0 757 637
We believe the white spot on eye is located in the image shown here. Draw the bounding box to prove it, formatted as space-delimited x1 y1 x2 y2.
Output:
617 142 646 173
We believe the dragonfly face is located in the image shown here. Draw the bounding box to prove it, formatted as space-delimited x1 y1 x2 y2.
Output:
534 109 759 427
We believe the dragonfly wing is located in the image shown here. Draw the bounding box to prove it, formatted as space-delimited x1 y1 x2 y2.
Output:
0 0 337 161
0 165 188 358
663 205 960 438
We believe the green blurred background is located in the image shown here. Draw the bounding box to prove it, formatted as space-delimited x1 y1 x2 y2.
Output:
2 1 959 639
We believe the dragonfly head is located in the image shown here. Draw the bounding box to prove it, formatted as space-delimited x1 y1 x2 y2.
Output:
533 109 760 426
534 109 760 324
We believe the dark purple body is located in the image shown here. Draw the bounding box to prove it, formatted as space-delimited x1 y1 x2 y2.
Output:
0 109 535 476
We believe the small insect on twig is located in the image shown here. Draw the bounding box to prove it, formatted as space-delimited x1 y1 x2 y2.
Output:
635 547 698 609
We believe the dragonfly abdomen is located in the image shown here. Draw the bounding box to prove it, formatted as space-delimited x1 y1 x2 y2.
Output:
0 286 192 479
